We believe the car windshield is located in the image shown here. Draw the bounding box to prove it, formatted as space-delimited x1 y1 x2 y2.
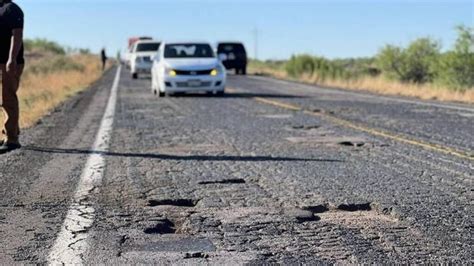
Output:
164 44 215 58
218 43 246 53
136 43 160 52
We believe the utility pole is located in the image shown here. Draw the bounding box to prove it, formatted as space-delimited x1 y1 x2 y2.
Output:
253 27 259 61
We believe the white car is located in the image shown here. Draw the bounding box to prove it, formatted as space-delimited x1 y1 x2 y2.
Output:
151 42 226 97
130 40 161 79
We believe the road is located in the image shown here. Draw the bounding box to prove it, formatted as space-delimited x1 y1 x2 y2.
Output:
0 66 472 264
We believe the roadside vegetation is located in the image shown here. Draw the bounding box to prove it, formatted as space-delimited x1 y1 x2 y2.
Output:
0 38 106 128
249 26 474 103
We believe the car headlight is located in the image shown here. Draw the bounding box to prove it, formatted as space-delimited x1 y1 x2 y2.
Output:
210 65 223 76
167 69 177 77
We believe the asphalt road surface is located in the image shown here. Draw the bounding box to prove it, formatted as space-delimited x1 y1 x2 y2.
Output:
0 66 472 264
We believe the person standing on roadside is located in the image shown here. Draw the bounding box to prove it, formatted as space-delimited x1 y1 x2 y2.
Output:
0 0 24 154
101 48 107 71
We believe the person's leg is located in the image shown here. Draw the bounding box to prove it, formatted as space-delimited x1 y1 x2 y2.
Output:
1 64 23 144
0 64 7 143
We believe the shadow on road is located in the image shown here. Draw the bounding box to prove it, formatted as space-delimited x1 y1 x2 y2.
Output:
24 146 343 163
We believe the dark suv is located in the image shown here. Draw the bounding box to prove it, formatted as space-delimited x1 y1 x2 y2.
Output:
217 42 247 75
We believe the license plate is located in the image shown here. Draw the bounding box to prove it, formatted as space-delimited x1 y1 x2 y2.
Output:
188 80 201 87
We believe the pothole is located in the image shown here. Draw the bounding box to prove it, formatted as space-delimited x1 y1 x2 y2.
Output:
338 141 365 147
291 125 320 130
337 202 372 212
198 178 246 185
184 252 209 259
301 203 373 214
287 136 368 147
310 108 334 115
302 204 330 213
296 214 320 223
143 219 176 234
148 199 198 207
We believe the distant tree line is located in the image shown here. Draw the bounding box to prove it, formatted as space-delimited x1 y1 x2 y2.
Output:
264 26 473 91
24 38 91 55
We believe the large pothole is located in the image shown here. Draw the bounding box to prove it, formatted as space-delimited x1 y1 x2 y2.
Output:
143 219 176 234
148 199 199 207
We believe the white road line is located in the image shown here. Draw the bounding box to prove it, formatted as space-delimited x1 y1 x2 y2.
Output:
248 75 474 113
48 66 121 264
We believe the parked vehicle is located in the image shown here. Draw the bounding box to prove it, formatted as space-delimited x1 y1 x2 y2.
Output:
151 42 226 97
128 36 152 50
129 40 161 79
217 42 247 75
124 36 153 69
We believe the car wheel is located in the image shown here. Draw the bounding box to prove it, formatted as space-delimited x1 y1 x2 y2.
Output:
235 68 240 75
241 67 247 75
159 91 165 97
132 73 138 79
217 91 225 96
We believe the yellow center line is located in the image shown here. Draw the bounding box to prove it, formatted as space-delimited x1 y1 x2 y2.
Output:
254 97 302 111
251 96 474 161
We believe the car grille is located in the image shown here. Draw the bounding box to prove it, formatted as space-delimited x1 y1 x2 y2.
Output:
174 69 213 76
176 81 212 87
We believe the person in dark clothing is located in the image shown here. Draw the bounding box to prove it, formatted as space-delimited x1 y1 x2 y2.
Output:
0 0 24 154
101 48 107 71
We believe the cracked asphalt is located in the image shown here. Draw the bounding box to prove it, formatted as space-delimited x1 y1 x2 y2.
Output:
0 67 472 264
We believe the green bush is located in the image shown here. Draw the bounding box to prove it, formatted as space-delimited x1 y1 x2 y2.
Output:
376 26 473 90
24 38 66 55
376 38 440 83
435 26 474 90
286 55 316 77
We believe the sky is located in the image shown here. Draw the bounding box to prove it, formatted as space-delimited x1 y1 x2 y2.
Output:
18 0 473 60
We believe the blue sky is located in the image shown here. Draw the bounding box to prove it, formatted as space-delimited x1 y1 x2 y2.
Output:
19 0 473 60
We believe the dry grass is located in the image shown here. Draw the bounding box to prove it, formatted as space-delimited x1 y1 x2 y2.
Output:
1 54 106 129
249 65 474 104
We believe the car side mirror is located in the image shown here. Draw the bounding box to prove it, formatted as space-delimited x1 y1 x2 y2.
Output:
218 53 227 61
